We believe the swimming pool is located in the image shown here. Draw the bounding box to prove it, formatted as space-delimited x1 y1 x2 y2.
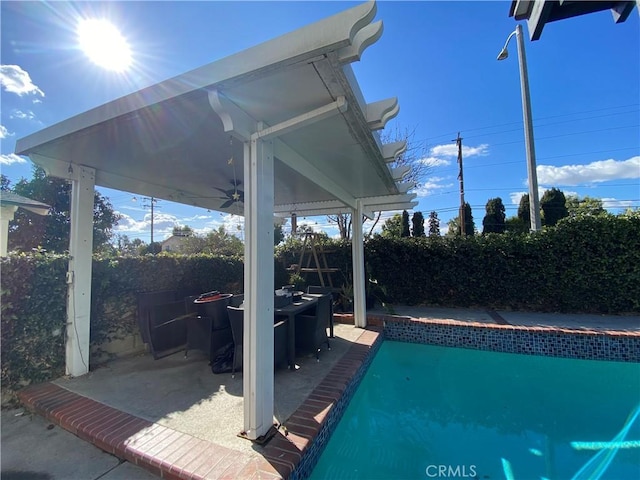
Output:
309 341 640 479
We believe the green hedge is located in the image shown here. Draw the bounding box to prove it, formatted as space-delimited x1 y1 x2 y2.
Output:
365 214 640 313
1 253 67 405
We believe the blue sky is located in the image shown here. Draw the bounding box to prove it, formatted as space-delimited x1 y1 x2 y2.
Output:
2 1 639 242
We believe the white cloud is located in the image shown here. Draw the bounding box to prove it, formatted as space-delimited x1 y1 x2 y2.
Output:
183 214 213 222
0 125 12 139
11 109 36 121
114 211 180 239
430 143 489 158
537 156 640 186
509 191 527 205
601 198 635 210
0 153 27 165
0 65 44 97
414 176 454 197
420 156 451 167
222 214 244 237
420 143 489 176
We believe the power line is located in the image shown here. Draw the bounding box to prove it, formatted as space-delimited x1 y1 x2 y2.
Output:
424 103 640 142
462 109 639 141
488 124 639 148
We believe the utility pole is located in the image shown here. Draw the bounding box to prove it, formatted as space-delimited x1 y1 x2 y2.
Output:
454 132 466 236
150 197 155 244
134 196 159 246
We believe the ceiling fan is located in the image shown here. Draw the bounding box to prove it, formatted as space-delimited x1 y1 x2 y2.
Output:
215 179 244 209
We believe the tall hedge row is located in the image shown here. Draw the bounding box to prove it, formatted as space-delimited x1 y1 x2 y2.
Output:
365 215 640 313
1 254 68 402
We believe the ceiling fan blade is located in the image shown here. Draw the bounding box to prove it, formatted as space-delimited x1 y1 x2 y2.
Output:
214 187 234 196
220 199 234 209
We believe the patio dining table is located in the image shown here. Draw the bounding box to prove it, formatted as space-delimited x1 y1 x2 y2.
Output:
274 294 318 369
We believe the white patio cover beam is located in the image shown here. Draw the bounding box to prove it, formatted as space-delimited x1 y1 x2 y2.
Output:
66 165 95 376
254 96 347 140
274 193 416 217
351 200 367 328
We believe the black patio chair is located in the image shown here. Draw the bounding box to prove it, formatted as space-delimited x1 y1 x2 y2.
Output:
306 286 337 337
227 306 288 378
229 293 244 307
295 293 331 361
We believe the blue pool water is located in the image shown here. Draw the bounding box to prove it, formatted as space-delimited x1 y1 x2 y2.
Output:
309 341 640 480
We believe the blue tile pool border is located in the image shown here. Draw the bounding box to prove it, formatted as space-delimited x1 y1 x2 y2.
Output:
379 315 640 363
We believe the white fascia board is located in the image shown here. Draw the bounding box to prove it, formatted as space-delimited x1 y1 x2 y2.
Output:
16 1 378 156
273 139 359 210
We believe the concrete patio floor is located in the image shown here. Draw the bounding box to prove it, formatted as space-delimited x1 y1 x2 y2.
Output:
51 323 364 456
15 322 381 480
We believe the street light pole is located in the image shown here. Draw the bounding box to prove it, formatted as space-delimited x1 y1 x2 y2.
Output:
498 24 542 232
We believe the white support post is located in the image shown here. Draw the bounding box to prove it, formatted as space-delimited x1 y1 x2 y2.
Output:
243 134 275 440
0 206 17 257
351 200 367 328
66 166 95 377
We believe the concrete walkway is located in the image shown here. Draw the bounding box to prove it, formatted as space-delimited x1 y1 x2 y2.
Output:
1 408 159 480
370 305 640 332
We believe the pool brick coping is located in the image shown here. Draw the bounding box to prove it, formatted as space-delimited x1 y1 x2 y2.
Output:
16 313 639 480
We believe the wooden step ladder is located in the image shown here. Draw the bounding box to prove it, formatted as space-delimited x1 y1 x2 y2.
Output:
289 232 340 288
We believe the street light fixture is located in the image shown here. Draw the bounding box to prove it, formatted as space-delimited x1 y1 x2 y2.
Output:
497 24 542 232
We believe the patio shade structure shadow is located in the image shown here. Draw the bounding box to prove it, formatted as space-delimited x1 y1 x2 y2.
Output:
14 0 415 442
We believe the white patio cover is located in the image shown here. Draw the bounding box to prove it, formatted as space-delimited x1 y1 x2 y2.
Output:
15 0 415 440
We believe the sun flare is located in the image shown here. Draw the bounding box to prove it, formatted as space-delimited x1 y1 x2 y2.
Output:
77 19 132 72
